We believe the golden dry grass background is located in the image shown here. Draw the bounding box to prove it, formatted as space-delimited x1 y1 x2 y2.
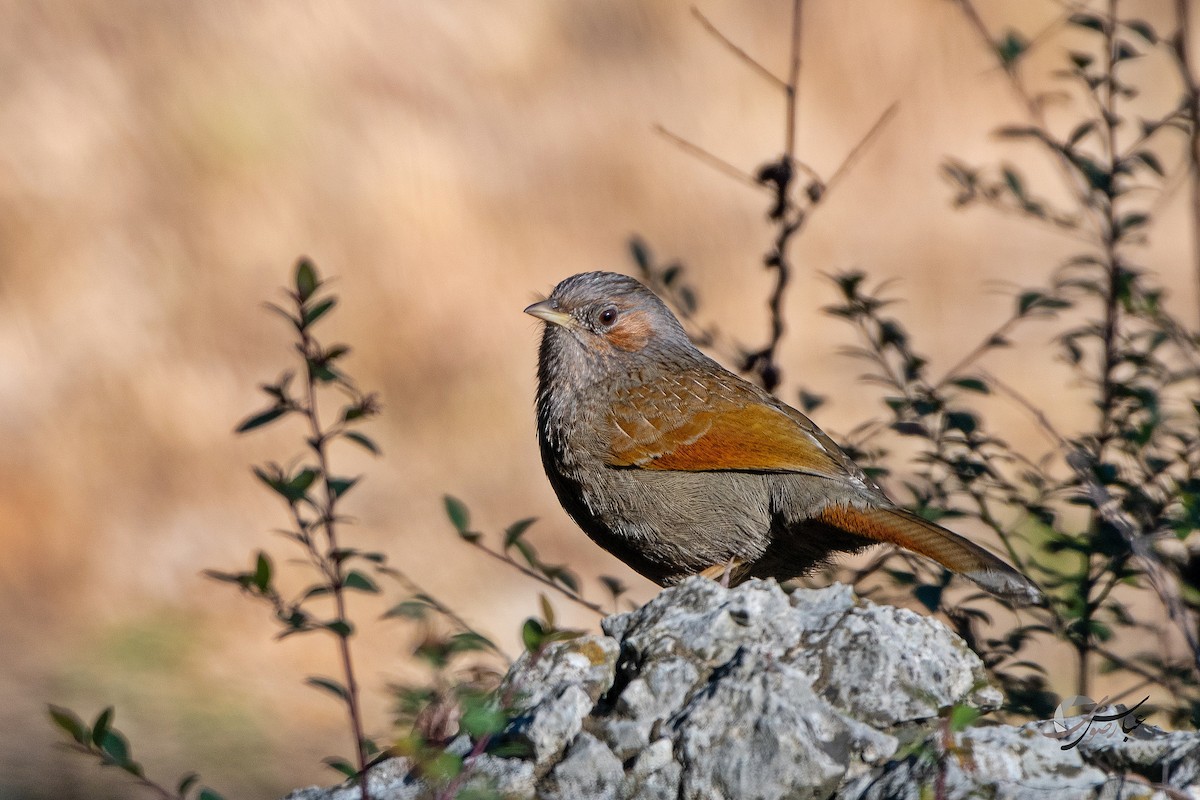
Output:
1 1 1196 797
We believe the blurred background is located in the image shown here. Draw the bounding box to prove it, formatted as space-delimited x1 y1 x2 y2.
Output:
1 1 1196 797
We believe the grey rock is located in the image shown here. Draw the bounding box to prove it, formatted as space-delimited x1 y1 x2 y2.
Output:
507 683 592 768
282 578 1200 800
541 732 624 800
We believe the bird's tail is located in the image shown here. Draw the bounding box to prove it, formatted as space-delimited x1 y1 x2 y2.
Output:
818 504 1044 606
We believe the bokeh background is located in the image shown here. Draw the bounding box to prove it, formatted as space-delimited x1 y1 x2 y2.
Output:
2 1 1196 797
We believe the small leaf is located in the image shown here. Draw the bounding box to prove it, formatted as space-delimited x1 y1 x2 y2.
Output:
1124 19 1157 43
306 676 350 702
295 258 319 302
342 570 379 594
600 576 627 598
235 406 288 434
198 790 226 800
253 552 272 592
1068 13 1105 33
504 518 537 549
91 707 114 748
287 468 319 497
47 705 88 744
798 389 826 413
914 584 943 612
178 773 200 796
1002 166 1025 200
383 600 429 619
323 757 357 779
945 411 978 435
99 729 132 766
323 619 354 638
444 495 470 534
522 618 546 653
342 431 380 455
949 704 982 732
302 298 336 327
328 476 359 499
1067 120 1096 147
950 377 989 394
460 704 508 738
1116 212 1148 235
995 29 1027 66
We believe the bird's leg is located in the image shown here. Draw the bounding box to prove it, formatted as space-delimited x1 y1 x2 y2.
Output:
698 557 743 588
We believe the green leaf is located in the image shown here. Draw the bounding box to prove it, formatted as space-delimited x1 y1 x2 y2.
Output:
460 704 508 738
302 584 332 601
328 476 359 499
47 705 88 744
945 411 978 435
1066 120 1096 147
383 600 429 619
253 552 272 592
1116 212 1149 235
342 431 380 455
1124 19 1157 43
444 495 471 534
914 585 943 612
522 618 546 653
504 518 537 549
995 30 1027 66
306 676 350 702
600 576 627 598
198 790 226 800
91 707 114 748
449 631 496 654
287 468 319 498
178 773 200 796
323 619 354 638
322 757 357 779
295 258 319 302
1068 13 1105 33
235 406 288 433
950 377 989 394
1002 166 1025 200
99 729 132 766
342 570 379 594
302 298 337 327
949 704 982 732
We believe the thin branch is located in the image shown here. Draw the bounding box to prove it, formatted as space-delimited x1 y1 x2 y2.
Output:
954 0 1105 240
388 568 512 665
824 102 900 195
691 6 788 90
300 330 371 796
983 368 1200 678
653 124 767 192
1172 0 1200 326
464 539 606 616
785 0 804 159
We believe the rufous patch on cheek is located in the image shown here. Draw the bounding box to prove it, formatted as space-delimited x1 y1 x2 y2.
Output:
606 310 653 352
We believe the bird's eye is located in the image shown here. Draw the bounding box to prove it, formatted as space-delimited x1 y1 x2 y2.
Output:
598 307 619 327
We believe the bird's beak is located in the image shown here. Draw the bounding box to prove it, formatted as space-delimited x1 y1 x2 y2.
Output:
524 299 573 328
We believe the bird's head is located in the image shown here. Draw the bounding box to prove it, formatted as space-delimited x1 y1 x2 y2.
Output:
524 272 693 371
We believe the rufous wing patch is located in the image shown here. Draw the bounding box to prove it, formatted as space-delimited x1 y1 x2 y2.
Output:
608 401 841 475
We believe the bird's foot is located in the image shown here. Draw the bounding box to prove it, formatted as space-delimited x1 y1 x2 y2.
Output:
699 557 744 588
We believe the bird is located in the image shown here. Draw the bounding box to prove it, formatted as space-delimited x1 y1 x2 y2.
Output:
525 271 1043 606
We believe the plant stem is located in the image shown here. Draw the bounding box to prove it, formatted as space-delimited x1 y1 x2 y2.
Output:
1174 0 1200 326
301 326 370 798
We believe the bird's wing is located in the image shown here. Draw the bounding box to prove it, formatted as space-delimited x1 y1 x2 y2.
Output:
605 371 852 479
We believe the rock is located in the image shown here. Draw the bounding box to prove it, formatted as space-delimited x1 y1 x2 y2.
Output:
282 578 1200 800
